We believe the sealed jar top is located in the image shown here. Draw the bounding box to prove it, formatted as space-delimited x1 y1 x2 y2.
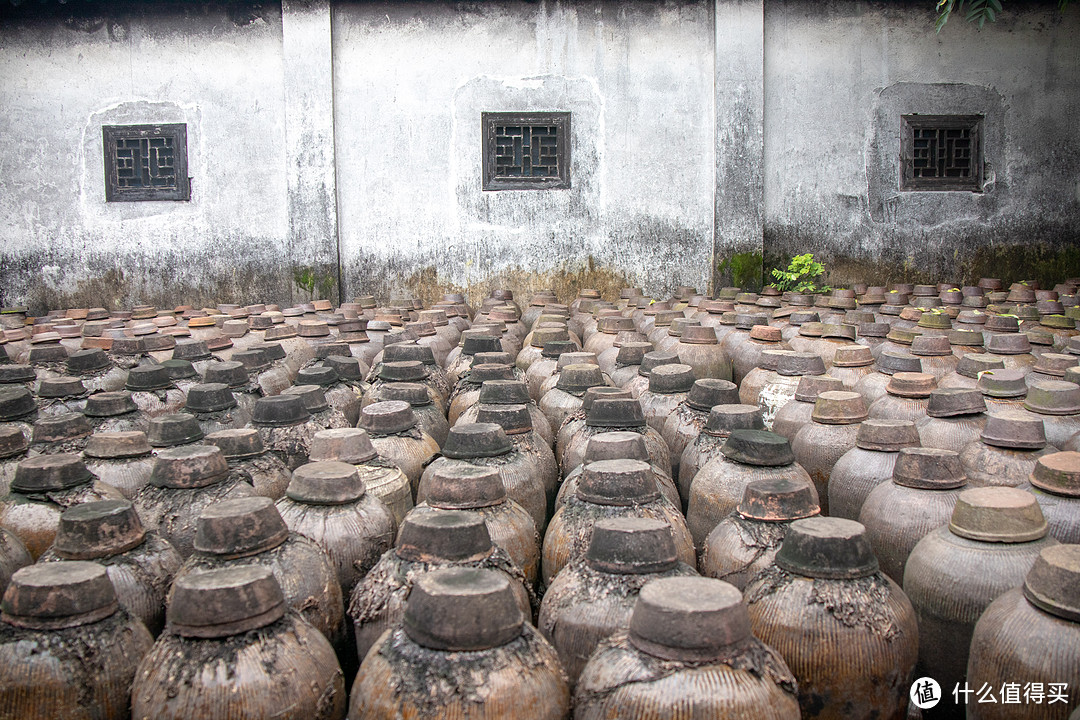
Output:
66 348 112 374
167 566 286 638
396 511 492 563
0 425 27 459
286 461 367 505
150 445 230 490
586 396 646 429
185 383 238 414
679 324 718 345
0 386 36 421
628 576 750 662
948 486 1048 543
704 404 764 437
648 364 695 395
308 427 378 464
1030 451 1080 498
980 409 1047 450
893 447 967 490
577 459 660 506
404 568 523 652
1024 380 1080 416
585 517 679 575
83 391 138 419
282 385 329 414
812 390 869 424
636 351 678 377
204 428 266 461
12 453 94 493
478 379 531 406
383 342 437 366
926 388 986 418
195 496 290 558
721 429 795 467
475 404 533 435
423 465 506 510
855 419 920 452
885 372 936 399
614 342 650 366
379 360 431 384
736 476 820 522
876 351 923 376
32 412 92 445
441 423 513 459
775 516 880 579
583 431 649 464
793 375 845 403
147 413 204 448
360 400 416 436
125 364 173 392
53 499 147 559
37 376 87 399
978 369 1028 399
686 379 739 412
957 353 1005 379
252 395 311 428
582 387 631 412
1 562 119 630
556 364 606 393
1023 544 1080 623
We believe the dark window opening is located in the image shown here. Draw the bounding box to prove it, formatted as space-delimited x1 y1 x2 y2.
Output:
103 123 190 201
901 114 983 192
483 112 570 190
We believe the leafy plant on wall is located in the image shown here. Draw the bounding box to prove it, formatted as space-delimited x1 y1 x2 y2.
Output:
770 253 830 293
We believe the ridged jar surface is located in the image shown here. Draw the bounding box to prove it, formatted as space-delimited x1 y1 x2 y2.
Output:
771 399 814 442
867 395 929 424
84 456 155 499
699 514 793 591
560 426 672 482
1023 486 1080 543
959 442 1057 488
132 479 255 560
368 431 440 496
966 589 1080 720
226 454 292 501
828 447 902 521
754 375 801 431
916 414 988 453
538 388 587 435
853 372 891 406
0 480 126 559
791 422 861 517
356 462 413 527
686 458 814 549
132 612 345 720
0 609 154 720
1019 411 1080 450
902 527 1057 696
661 404 709 481
421 455 547 532
675 341 731 382
349 625 569 720
257 422 324 471
828 365 876 391
639 391 686 436
678 433 727 505
573 632 800 720
745 569 918 720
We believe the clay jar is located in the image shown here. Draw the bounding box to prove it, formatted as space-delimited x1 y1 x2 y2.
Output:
1020 451 1080 543
606 341 651 389
295 365 362 426
738 348 791 409
475 403 559 510
0 562 154 720
445 332 500 388
661 378 740 481
559 396 672 482
984 332 1038 374
411 464 540 586
1021 379 1080 448
308 427 413 525
525 339 579 401
791 390 869 515
0 427 28 497
699 476 820 591
249 394 320 470
678 404 764 505
829 419 921 520
826 344 877 390
916 387 989 452
622 351 680 399
347 512 533 662
910 334 960 379
966 545 1080 720
903 487 1058 710
203 427 291 500
0 453 124 559
379 381 450 448
456 378 553 447
756 352 827 431
687 429 815 548
374 343 451 406
539 517 698 690
81 431 155 498
0 527 30 597
350 567 568 720
83 390 148 434
359 400 439 496
132 566 346 720
34 376 90 417
275 460 395 597
542 459 693 587
637 363 695 434
65 347 128 393
124 364 186 418
182 382 251 435
174 496 345 649
369 359 448 419
977 367 1030 412
731 325 790 386
859 447 968 585
39 499 182 635
557 431 681 513
538 362 607 432
555 386 631 477
131 444 255 559
446 362 514 424
283 383 352 430
575 576 800 720
771 375 845 441
960 409 1057 487
868 371 936 423
853 351 923 406
744 517 919 720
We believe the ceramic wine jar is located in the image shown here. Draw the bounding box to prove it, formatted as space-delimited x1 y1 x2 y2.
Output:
1020 451 1080 543
791 390 868 515
959 409 1057 488
829 419 921 520
678 404 764 505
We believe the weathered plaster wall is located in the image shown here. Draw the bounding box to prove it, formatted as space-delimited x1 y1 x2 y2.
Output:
331 0 717 305
0 2 292 311
762 0 1080 286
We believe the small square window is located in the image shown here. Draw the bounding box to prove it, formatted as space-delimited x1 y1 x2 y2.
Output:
901 115 982 192
482 112 570 190
103 123 190 201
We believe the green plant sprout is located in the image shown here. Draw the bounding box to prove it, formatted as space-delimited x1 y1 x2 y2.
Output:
770 253 829 293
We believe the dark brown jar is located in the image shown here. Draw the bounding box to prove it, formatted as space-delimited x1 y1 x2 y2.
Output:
124 364 186 419
867 371 936 423
83 390 149 434
542 459 693 587
456 378 553 448
446 331 502 389
1020 451 1080 543
40 499 182 635
275 460 395 597
661 378 740 481
0 562 154 720
34 376 90 418
771 374 845 441
250 394 321 470
476 403 559 510
966 544 1080 720
447 361 515 424
132 445 255 559
859 447 967 585
350 567 568 720
175 496 344 649
853 351 923 406
903 487 1058 709
960 409 1057 487
745 517 919 720
791 390 868 515
731 326 791 386
204 427 291 500
622 350 680 400
688 429 815 548
829 419 921 520
557 430 681 512
379 381 450 448
699 477 819 591
538 363 607 433
27 411 93 456
559 396 672 482
411 464 540 586
555 386 631 477
296 365 362 426
65 348 128 393
0 527 29 598
678 404 764 504
348 512 533 662
1021 379 1080 448
539 517 698 689
574 575 799 720
940 352 1003 392
132 566 346 720
283 383 352 431
0 453 124 559
182 382 252 435
917 387 989 452
0 427 27 497
308 427 413 525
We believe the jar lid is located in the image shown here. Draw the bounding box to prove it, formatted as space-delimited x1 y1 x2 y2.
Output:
160 359 197 381
443 422 513 458
251 342 287 362
37 376 87 399
204 428 266 461
987 333 1032 355
911 335 953 357
812 390 869 424
475 404 533 435
423 465 507 509
586 517 679 575
735 313 769 331
637 351 679 377
703 404 764 436
403 567 523 652
797 322 825 338
980 409 1047 449
628 577 750 662
251 395 311 427
584 431 649 464
1032 353 1079 378
652 310 680 327
1029 451 1080 497
821 323 857 341
0 386 34 424
462 333 502 356
1025 380 1080 416
892 447 967 489
150 445 229 489
977 369 1028 399
53 499 147 559
31 412 92 445
885 372 936 399
308 427 378 463
296 366 337 388
614 342 650 365
577 459 660 505
586 396 646 428
1 562 118 630
984 315 1020 333
474 380 528 407
581 387 631 413
65 348 112 374
12 453 93 492
777 352 826 377
264 324 297 340
396 511 492 563
1022 544 1080 622
185 383 238 414
721 429 795 467
736 477 820 521
556 363 605 393
0 425 27 459
775 516 880 579
474 351 515 367
286 461 367 504
948 329 985 347
755 349 791 373
167 566 286 638
957 310 988 325
124 364 172 392
147 413 204 447
679 324 718 345
27 344 69 365
957 353 1005 379
917 313 953 331
748 325 781 343
949 486 1048 542
831 345 874 368
648 364 695 395
282 385 330 414
194 496 290 558
108 337 147 356
383 343 437 366
231 349 270 373
685 379 739 411
877 351 923 376
597 316 635 334
172 339 211 361
204 361 248 388
856 321 889 338
926 387 986 417
322 356 362 383
793 375 845 402
82 390 138 418
1042 314 1076 330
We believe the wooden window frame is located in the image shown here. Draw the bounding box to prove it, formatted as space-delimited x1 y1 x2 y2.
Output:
901 114 983 192
482 111 570 191
103 123 190 202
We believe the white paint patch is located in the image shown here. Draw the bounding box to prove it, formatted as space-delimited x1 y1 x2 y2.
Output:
758 378 799 431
